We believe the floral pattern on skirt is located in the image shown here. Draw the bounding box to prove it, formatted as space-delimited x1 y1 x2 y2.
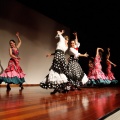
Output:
0 58 25 84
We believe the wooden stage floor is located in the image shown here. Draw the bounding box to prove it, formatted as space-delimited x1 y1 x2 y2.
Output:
0 85 120 120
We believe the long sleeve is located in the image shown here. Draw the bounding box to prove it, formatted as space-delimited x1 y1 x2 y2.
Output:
56 34 68 52
75 41 80 48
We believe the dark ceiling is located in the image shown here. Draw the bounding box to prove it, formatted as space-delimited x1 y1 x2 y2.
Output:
13 0 120 78
17 0 120 47
17 0 120 29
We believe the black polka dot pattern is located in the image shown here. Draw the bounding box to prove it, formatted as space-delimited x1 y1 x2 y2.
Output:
40 50 69 90
51 50 67 74
67 55 84 87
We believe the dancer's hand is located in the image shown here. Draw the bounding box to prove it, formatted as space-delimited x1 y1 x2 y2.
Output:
113 64 117 67
16 32 19 37
73 32 77 36
84 52 89 57
46 54 51 57
57 30 64 35
61 30 65 34
107 48 110 51
98 48 104 52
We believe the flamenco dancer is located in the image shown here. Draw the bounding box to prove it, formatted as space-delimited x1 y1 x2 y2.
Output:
40 30 69 94
105 48 118 84
67 32 89 90
0 32 25 90
86 47 110 86
87 57 95 85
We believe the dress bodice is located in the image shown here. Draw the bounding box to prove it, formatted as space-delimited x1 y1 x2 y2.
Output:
69 41 80 58
12 48 19 57
94 55 102 70
106 60 111 70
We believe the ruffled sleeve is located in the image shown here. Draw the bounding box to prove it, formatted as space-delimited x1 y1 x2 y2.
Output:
70 47 80 58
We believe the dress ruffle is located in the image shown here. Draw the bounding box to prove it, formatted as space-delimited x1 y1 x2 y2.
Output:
40 50 69 90
0 52 25 84
0 76 25 84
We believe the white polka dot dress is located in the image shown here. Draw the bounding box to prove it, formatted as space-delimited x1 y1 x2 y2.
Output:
40 34 69 91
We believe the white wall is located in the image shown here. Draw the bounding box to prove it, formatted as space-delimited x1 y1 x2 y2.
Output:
0 0 70 84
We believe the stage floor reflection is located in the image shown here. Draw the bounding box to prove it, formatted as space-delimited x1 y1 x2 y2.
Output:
0 86 120 120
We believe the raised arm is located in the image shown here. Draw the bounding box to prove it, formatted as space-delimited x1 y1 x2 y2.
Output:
96 47 104 56
73 32 78 44
73 32 80 48
107 48 110 59
55 30 64 40
57 30 64 35
16 32 21 49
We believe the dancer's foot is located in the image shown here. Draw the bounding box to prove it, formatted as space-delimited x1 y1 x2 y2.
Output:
76 86 81 90
19 84 24 90
62 90 69 93
77 87 81 90
6 84 11 91
70 86 75 91
50 89 58 94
